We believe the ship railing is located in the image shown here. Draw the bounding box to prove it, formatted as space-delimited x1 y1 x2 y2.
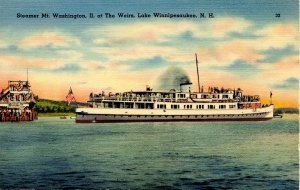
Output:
92 96 261 104
118 97 157 102
7 90 30 93
238 100 260 103
0 99 31 103
9 100 31 104
1 99 32 103
96 96 182 103
0 101 8 105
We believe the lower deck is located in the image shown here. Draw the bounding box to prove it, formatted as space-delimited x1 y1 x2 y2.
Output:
75 105 274 123
0 110 38 122
76 112 272 123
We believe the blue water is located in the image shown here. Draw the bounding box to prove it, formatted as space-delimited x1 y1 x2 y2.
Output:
0 115 298 189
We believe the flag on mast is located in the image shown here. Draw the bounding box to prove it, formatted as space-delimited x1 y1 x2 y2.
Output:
270 91 272 98
66 87 75 105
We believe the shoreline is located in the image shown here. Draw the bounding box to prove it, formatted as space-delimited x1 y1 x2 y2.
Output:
38 113 75 117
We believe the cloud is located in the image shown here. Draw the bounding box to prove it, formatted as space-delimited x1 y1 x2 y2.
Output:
0 54 67 69
57 50 83 60
18 32 80 49
257 23 297 37
92 46 178 61
87 18 254 70
0 40 8 48
127 55 167 70
82 60 106 70
71 81 87 85
197 40 262 67
214 59 261 76
52 64 85 73
258 45 298 63
91 21 197 45
227 31 261 39
90 18 252 46
101 86 113 91
177 31 198 41
259 55 299 81
88 18 258 73
272 77 299 89
209 18 252 37
254 23 298 49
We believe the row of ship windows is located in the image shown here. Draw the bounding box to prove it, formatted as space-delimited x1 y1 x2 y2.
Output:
157 104 236 109
95 113 265 118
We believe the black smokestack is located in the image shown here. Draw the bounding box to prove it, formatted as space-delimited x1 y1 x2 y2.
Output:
155 66 192 91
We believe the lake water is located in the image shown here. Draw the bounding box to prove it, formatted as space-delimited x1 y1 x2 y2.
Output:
0 115 298 189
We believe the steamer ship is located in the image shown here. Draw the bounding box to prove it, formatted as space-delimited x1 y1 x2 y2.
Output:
0 80 37 122
75 55 273 123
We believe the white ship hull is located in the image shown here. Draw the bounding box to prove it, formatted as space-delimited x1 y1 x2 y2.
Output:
75 105 273 123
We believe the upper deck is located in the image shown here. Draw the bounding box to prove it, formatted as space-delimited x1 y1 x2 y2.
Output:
0 80 35 109
89 87 259 103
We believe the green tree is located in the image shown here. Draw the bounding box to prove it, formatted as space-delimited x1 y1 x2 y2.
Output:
42 106 48 113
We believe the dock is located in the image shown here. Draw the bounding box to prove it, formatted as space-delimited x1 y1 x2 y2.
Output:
0 80 38 122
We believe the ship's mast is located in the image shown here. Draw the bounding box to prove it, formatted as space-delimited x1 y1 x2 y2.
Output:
195 53 200 92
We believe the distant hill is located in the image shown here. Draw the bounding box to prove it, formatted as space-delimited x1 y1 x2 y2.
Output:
34 99 88 113
274 108 299 114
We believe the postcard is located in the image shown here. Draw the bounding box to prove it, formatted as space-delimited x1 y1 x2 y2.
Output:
0 0 298 189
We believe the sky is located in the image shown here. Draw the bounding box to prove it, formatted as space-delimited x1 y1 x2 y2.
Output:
0 0 299 108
